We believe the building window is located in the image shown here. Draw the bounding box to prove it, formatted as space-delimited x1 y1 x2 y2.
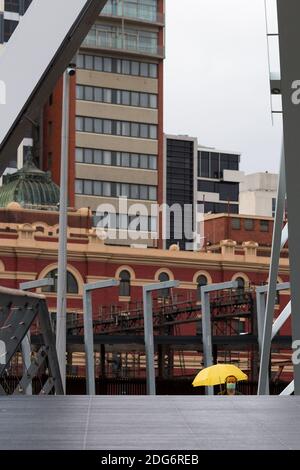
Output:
76 116 157 140
76 85 158 109
272 198 276 218
158 272 170 298
42 269 79 294
197 275 208 300
231 218 241 230
83 24 159 56
260 220 269 232
236 277 245 292
119 270 131 297
244 219 254 231
77 53 158 78
75 179 157 201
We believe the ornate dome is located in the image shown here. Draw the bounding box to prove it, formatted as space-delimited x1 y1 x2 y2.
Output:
0 151 60 210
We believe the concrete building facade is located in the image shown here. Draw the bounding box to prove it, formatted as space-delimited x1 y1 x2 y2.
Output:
164 134 244 250
42 0 165 248
239 172 279 218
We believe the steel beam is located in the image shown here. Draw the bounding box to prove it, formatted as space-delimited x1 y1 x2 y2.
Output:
0 0 108 174
277 0 300 395
258 150 286 395
256 282 290 394
143 281 180 395
83 280 119 395
201 281 238 395
20 278 54 395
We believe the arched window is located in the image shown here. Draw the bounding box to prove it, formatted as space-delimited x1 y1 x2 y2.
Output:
119 270 131 297
158 272 170 298
236 277 245 291
197 275 208 300
42 269 79 294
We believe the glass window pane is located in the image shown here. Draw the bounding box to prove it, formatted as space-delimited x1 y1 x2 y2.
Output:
149 63 157 78
103 182 111 197
85 86 94 101
131 185 139 199
94 56 103 71
103 120 112 134
140 154 148 169
140 62 148 77
94 87 103 102
94 150 102 164
116 59 122 73
122 122 130 136
84 149 93 164
76 117 83 131
140 93 148 107
103 88 112 103
140 185 148 200
122 153 130 167
131 154 139 168
76 85 84 100
103 151 112 165
116 90 122 105
76 148 83 163
149 125 157 139
140 124 148 138
149 94 157 108
116 121 122 135
149 186 157 201
84 180 93 195
131 61 139 75
131 123 139 137
131 92 139 107
121 183 130 197
94 181 102 196
94 119 102 133
149 156 157 170
103 57 112 72
122 60 131 74
200 152 209 178
122 90 130 106
85 55 94 70
75 180 83 194
85 118 93 132
116 152 121 166
77 54 84 69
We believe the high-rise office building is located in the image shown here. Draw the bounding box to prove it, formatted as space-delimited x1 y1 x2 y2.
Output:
42 0 165 247
0 0 33 174
165 134 244 250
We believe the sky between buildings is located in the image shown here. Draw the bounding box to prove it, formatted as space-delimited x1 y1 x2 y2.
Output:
164 0 282 174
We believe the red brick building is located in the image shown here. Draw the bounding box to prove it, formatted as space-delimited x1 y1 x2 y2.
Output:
0 202 292 382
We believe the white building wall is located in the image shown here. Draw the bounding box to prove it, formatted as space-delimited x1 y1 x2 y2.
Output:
239 172 278 217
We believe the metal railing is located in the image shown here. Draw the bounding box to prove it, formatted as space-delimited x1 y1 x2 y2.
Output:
101 0 164 24
83 29 164 57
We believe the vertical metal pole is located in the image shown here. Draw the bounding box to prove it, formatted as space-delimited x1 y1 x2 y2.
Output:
21 334 32 395
83 288 95 395
277 0 300 395
256 289 266 354
202 289 214 396
258 147 286 395
143 290 156 395
255 288 269 394
56 70 69 393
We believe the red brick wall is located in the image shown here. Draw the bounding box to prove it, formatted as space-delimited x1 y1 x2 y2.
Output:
42 75 76 207
204 216 274 246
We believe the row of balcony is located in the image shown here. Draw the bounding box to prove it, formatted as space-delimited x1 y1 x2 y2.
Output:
101 0 164 25
83 27 164 58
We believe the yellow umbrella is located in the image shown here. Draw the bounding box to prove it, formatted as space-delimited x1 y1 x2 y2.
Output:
192 364 248 387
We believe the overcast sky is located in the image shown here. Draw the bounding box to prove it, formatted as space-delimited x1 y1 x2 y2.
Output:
164 0 282 174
